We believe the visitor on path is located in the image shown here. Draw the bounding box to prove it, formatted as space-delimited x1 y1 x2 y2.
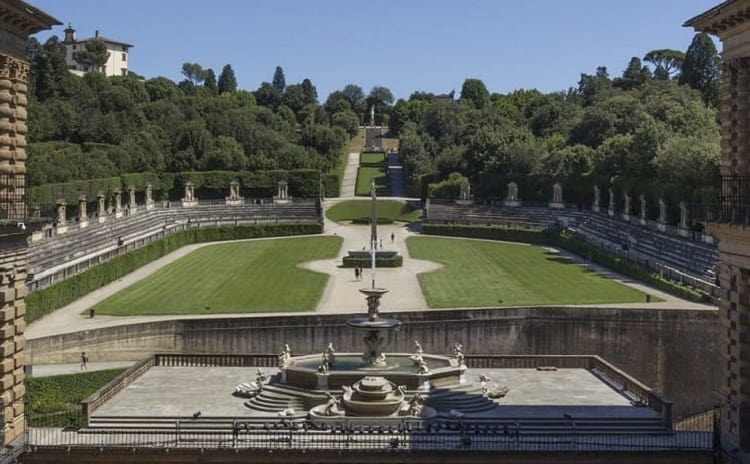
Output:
379 238 383 249
354 267 360 281
80 352 88 371
358 266 363 281
391 232 395 243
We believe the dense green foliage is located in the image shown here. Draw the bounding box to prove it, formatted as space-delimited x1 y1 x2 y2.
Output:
393 36 721 207
325 200 421 223
95 236 342 315
27 368 126 426
26 223 323 323
421 223 706 302
407 236 648 308
25 38 355 195
26 169 327 204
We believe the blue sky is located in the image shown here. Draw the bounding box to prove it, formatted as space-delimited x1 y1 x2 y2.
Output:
31 0 719 100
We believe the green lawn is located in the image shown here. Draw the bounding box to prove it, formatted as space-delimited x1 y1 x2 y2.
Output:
356 166 389 196
326 199 422 223
407 236 652 308
360 152 386 165
93 236 342 315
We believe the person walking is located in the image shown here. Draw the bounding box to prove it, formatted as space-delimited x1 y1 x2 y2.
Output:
390 232 395 243
354 266 360 281
80 352 89 371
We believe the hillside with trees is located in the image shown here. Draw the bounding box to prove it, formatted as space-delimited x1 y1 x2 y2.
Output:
24 36 369 199
392 33 721 212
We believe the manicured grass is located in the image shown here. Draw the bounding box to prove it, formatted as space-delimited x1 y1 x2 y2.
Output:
326 199 422 223
360 152 386 165
356 166 389 196
93 236 342 316
407 236 651 308
27 368 126 425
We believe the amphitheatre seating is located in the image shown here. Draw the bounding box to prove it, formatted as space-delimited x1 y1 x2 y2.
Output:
27 199 321 290
570 214 718 282
424 200 719 292
424 201 587 229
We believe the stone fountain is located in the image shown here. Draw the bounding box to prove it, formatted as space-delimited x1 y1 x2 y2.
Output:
239 182 470 421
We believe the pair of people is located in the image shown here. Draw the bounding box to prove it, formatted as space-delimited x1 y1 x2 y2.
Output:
354 266 364 281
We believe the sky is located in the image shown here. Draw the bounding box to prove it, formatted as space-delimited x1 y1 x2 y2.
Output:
30 0 720 101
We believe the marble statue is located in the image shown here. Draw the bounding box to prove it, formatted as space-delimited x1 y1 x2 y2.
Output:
679 201 688 230
550 182 564 208
608 187 615 217
507 182 519 201
417 359 430 375
278 344 291 369
323 392 344 416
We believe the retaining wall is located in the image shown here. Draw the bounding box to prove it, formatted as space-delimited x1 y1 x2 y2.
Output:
27 306 720 416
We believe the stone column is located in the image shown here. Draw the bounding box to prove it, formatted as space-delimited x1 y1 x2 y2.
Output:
114 189 123 218
657 198 667 232
96 191 106 223
622 194 631 222
77 194 88 228
639 194 647 226
145 183 154 211
127 185 136 215
678 201 689 237
55 199 67 234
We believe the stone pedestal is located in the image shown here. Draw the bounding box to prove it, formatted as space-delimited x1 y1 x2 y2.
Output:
145 184 154 211
548 202 565 209
504 200 521 208
455 199 473 206
114 190 123 219
678 226 689 237
657 221 667 232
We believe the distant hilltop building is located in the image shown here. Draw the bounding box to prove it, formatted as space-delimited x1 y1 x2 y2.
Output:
434 90 455 104
62 24 133 77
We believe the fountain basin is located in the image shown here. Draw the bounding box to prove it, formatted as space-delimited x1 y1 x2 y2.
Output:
283 353 463 390
342 376 404 416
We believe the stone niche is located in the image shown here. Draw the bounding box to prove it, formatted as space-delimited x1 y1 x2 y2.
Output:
182 181 197 208
226 180 243 206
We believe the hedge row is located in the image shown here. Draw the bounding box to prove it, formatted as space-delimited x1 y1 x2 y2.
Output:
342 255 403 268
421 223 707 303
26 223 323 324
421 223 551 244
350 218 395 225
28 169 328 204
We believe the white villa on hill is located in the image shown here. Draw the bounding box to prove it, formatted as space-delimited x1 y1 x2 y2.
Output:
62 24 133 77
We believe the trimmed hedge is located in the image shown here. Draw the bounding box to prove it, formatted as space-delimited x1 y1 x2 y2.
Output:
28 169 328 204
421 223 708 303
421 223 551 244
350 218 395 225
26 223 323 324
342 255 403 268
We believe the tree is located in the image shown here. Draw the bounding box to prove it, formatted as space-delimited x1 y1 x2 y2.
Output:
181 62 207 85
368 86 394 107
272 66 286 93
643 49 685 80
679 33 721 106
73 38 110 73
255 82 281 108
301 78 317 105
614 57 652 90
217 64 237 93
460 78 490 109
341 84 365 111
204 68 217 94
577 66 611 105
